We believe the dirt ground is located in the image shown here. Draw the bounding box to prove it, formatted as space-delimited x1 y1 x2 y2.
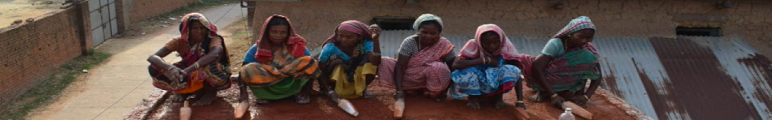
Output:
0 0 67 28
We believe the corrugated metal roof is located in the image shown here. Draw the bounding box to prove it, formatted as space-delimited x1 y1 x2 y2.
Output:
375 31 772 120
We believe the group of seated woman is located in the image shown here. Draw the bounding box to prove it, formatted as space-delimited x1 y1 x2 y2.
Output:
146 13 603 117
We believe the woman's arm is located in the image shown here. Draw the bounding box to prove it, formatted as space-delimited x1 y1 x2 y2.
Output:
147 47 174 69
394 54 410 93
532 54 562 107
584 63 603 98
184 46 223 73
367 52 381 65
317 61 333 92
451 57 485 70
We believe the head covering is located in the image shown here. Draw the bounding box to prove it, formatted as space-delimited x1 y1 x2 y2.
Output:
255 15 307 63
179 13 218 42
413 13 443 31
177 13 229 67
552 16 595 38
459 24 520 60
323 20 372 45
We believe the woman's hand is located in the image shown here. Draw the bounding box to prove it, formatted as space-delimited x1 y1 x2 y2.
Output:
165 67 185 82
369 24 382 41
485 57 500 66
571 95 589 105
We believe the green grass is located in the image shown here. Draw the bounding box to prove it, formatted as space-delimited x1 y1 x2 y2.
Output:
0 52 111 120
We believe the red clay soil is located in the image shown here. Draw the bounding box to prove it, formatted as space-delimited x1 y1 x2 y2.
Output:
135 80 640 120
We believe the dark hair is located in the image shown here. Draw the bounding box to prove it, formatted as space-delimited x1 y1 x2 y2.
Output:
267 17 290 28
263 17 291 39
481 31 498 39
418 20 442 32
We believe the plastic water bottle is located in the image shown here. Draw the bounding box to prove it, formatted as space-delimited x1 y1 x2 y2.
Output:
559 108 575 120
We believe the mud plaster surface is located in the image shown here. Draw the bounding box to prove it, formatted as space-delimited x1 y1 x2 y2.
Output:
133 80 640 120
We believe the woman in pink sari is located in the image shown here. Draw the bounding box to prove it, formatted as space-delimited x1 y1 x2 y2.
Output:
379 13 456 102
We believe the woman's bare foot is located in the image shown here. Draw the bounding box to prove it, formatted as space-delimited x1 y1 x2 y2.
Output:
363 91 375 99
495 95 509 108
173 93 189 102
192 89 217 106
433 93 447 101
467 96 481 109
529 91 546 102
255 98 269 105
295 94 311 105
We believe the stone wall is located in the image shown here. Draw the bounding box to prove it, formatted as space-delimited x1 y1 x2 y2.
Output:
250 0 772 57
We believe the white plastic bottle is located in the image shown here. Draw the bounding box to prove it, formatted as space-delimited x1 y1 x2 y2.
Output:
558 108 576 120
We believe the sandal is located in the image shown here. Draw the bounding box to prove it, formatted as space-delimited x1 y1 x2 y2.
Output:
295 94 311 105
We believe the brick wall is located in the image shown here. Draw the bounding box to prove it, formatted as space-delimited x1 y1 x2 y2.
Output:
0 3 90 110
250 0 772 57
125 0 196 23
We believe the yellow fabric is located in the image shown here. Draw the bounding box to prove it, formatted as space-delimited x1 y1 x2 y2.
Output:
331 63 377 99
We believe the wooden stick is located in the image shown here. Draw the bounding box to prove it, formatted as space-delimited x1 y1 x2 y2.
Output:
514 107 530 120
337 99 359 117
180 101 191 120
234 101 249 119
562 102 593 120
394 99 405 119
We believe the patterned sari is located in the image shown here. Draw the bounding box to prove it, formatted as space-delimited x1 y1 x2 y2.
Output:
319 20 378 99
518 16 601 92
449 24 521 99
149 13 231 94
379 37 455 96
240 15 319 100
517 44 600 92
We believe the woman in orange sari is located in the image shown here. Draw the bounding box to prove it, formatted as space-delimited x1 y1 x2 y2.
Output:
147 13 230 106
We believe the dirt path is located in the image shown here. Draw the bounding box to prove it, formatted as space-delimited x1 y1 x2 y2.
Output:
0 0 66 28
26 4 246 120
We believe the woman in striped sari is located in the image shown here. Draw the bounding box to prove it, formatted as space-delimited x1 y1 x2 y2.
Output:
518 16 602 108
235 15 319 105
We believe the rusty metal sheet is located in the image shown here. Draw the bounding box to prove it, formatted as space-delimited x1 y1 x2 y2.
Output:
682 36 772 120
649 36 765 120
592 37 665 119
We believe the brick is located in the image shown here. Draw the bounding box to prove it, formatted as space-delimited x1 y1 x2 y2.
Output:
0 6 84 110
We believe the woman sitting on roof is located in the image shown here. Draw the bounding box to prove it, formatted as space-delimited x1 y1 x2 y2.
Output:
317 20 382 100
236 15 319 105
379 13 456 102
518 16 603 108
449 24 525 109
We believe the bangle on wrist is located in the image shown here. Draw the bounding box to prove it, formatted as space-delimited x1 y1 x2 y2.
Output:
551 94 559 99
